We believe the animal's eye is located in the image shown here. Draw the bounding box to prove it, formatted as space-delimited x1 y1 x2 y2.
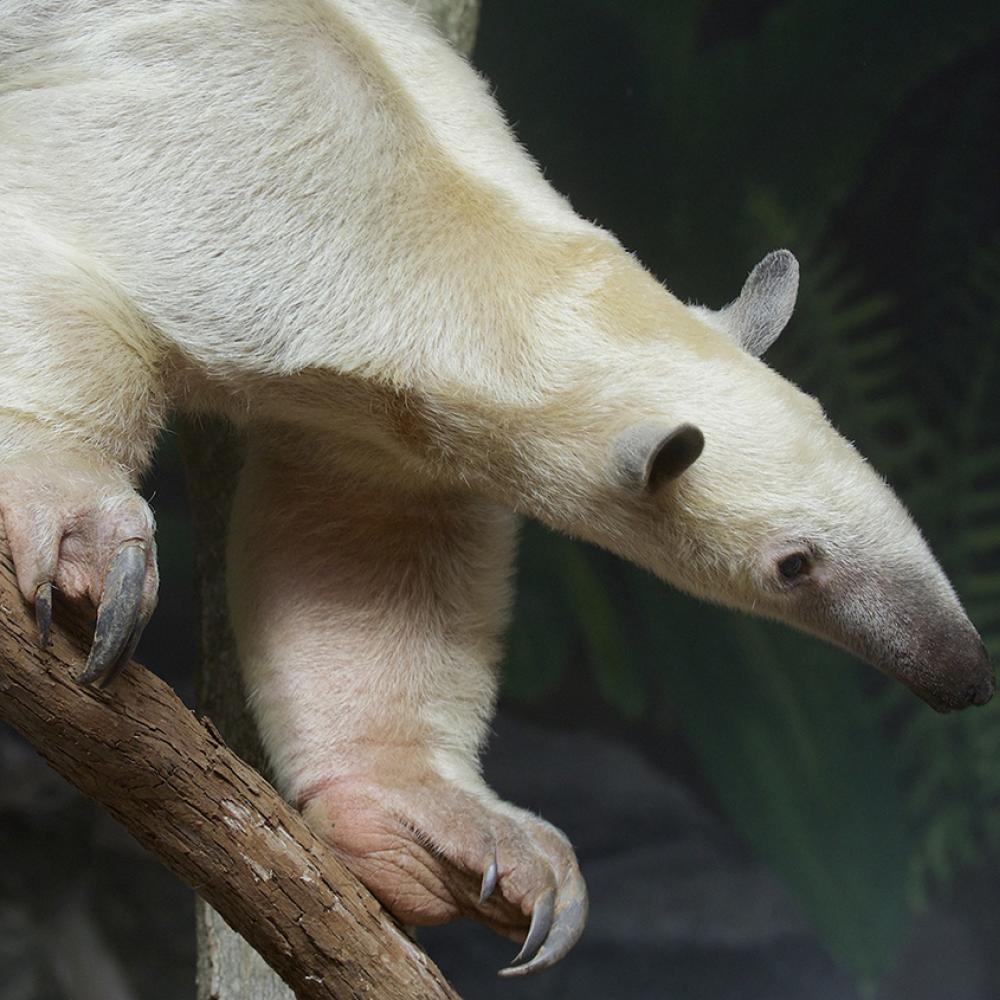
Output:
777 553 810 581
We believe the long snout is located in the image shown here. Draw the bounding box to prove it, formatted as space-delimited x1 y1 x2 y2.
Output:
852 587 996 712
887 626 995 714
804 573 996 713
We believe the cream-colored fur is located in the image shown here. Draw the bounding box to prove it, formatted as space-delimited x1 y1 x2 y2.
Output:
0 0 990 970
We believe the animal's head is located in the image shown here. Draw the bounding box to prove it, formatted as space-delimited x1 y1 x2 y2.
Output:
612 251 994 712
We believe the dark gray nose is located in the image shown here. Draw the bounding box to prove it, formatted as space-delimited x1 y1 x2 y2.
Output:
900 631 995 713
954 638 994 709
970 683 994 706
968 642 996 705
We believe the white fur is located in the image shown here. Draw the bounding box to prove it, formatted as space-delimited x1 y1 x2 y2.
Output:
0 0 977 822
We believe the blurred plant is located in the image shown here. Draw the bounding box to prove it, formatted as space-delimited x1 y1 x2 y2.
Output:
887 239 1000 907
490 0 1000 987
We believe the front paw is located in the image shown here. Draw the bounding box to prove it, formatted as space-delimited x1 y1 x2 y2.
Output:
0 455 157 686
301 771 587 976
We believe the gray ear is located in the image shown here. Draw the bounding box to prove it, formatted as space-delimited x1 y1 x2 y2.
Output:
708 250 799 357
614 423 705 491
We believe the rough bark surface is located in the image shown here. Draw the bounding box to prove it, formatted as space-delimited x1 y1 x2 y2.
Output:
180 3 480 997
0 539 461 1000
197 904 297 1000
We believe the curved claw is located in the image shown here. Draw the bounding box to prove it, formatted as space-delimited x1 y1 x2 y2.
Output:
498 872 588 978
35 582 53 648
78 544 148 688
479 852 499 905
95 607 150 690
506 887 555 969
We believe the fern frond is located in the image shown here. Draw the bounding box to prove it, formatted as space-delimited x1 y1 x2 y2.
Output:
891 233 1000 902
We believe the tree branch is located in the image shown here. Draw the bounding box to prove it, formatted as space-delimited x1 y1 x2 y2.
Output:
0 542 461 1000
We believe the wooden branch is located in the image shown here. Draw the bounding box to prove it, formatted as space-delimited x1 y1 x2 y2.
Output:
0 542 461 1000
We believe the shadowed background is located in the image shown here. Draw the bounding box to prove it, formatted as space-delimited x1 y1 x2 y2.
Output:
2 1 999 998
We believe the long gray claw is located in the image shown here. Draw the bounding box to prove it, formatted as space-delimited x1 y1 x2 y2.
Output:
35 582 53 648
498 874 588 978
96 608 150 690
479 853 499 905
78 544 148 688
507 887 555 969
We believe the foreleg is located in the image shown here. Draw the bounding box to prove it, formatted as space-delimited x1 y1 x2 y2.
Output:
0 214 164 682
227 433 587 974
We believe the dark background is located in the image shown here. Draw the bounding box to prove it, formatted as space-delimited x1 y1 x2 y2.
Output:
2 1 999 997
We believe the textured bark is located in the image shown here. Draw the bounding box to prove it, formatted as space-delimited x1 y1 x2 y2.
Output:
181 2 481 997
197 904 299 1000
0 541 461 1000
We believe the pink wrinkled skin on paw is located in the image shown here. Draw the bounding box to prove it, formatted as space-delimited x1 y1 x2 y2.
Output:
300 770 587 967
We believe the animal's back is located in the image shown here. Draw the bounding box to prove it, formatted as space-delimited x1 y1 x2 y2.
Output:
0 0 593 382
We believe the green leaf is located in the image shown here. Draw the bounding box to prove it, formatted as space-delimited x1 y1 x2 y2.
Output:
500 523 574 703
558 542 646 720
631 576 911 983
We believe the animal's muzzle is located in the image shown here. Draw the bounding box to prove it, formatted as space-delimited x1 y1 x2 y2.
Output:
904 635 995 714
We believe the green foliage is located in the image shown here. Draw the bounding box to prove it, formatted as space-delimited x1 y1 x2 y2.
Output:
635 587 911 982
887 240 1000 906
503 525 648 717
502 524 572 702
495 0 1000 987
